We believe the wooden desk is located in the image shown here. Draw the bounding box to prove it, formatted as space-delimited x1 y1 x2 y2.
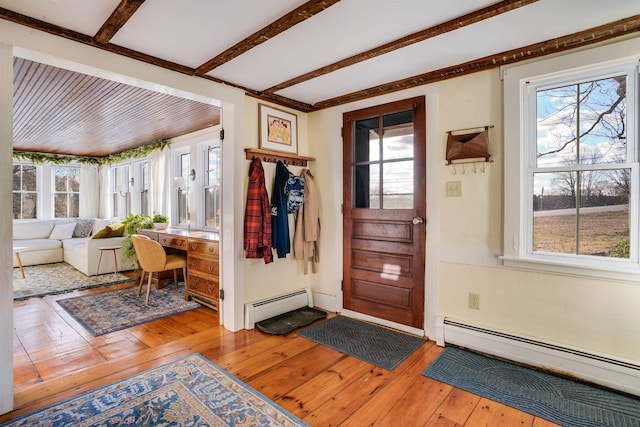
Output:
139 228 220 311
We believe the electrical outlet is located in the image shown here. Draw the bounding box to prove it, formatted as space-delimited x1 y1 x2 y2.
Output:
468 293 480 309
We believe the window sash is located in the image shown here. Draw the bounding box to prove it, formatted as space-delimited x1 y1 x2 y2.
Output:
503 51 640 277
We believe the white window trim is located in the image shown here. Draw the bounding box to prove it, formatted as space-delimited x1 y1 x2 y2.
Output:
502 38 640 282
200 141 221 231
51 164 81 218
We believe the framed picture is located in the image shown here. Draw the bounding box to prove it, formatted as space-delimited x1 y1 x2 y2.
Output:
259 104 298 154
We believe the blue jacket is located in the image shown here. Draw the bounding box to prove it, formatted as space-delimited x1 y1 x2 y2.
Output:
271 161 290 258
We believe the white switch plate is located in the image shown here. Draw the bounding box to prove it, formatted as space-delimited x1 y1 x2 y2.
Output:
446 181 462 197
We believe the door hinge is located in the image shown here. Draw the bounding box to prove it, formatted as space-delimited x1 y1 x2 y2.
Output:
341 280 343 290
219 129 224 140
219 288 225 301
341 204 344 214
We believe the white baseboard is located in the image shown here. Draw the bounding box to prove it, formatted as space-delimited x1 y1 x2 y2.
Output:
437 317 640 397
311 291 339 313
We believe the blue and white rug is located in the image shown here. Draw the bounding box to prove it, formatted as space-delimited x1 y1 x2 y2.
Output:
57 283 200 336
423 346 640 427
13 262 133 300
1 353 309 427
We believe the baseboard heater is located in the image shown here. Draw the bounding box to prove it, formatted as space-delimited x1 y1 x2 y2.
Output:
244 288 313 330
436 317 640 397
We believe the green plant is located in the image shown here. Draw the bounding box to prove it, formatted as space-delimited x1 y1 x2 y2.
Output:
121 213 155 264
152 214 169 223
609 238 630 258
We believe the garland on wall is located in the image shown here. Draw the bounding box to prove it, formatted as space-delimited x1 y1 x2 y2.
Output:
13 139 168 165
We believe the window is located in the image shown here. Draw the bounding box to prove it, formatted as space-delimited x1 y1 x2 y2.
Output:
176 152 190 226
122 164 131 214
204 145 221 228
110 166 118 218
532 75 630 258
503 41 639 278
13 164 38 219
352 110 415 209
52 165 80 218
140 161 149 216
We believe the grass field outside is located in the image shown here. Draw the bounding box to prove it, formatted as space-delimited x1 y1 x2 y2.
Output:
533 208 629 257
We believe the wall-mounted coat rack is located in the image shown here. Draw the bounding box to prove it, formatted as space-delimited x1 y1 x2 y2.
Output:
245 148 315 167
445 125 494 165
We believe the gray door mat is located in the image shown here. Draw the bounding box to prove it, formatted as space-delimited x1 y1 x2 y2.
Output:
256 306 328 335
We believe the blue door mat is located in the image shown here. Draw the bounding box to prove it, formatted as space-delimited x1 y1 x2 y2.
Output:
256 306 328 335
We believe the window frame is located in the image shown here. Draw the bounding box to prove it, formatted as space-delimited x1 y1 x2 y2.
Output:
51 164 80 218
202 143 221 230
502 41 640 280
12 162 40 220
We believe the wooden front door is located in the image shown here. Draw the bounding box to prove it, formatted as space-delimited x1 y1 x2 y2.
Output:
342 96 426 329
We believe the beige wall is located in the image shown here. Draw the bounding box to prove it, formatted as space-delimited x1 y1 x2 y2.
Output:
242 98 314 303
433 64 640 363
306 66 640 363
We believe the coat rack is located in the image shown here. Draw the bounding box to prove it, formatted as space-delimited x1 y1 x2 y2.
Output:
245 148 315 167
445 125 494 166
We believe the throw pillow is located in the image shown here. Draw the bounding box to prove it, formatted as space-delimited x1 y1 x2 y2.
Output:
49 222 77 240
73 218 95 238
91 222 125 239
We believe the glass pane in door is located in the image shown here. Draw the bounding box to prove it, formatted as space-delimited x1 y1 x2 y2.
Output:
352 110 415 209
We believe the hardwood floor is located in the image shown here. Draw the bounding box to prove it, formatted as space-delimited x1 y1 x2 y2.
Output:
3 281 560 426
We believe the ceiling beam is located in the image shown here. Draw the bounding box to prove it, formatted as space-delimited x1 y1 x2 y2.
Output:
94 0 146 45
312 15 640 110
265 0 538 94
194 0 340 75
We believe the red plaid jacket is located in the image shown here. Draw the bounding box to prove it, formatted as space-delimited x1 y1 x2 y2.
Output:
244 158 273 263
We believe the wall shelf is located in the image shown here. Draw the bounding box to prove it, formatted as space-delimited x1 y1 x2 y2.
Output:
245 148 315 167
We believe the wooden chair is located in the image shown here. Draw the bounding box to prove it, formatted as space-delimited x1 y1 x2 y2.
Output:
131 234 187 305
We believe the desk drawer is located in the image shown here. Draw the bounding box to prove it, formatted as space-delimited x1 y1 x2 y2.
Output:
187 270 219 300
159 235 187 250
188 240 219 257
188 254 219 276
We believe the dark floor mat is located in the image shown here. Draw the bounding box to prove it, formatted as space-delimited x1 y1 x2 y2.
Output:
256 306 328 335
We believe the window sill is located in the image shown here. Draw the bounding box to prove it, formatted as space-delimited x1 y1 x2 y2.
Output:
500 255 640 283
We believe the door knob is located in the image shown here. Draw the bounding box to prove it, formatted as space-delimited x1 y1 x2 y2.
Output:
412 216 425 225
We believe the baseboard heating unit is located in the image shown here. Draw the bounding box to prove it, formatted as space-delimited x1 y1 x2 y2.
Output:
436 317 640 397
244 288 313 330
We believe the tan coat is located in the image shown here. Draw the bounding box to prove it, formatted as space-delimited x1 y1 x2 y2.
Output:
293 168 320 273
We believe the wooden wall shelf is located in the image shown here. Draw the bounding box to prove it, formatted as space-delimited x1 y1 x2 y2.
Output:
245 148 315 167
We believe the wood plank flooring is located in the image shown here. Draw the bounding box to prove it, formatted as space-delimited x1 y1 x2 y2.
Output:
2 281 560 426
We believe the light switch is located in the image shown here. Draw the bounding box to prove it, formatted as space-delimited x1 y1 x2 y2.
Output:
446 181 462 197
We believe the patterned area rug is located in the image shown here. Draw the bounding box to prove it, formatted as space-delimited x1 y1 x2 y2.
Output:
423 346 640 427
298 316 424 370
1 353 309 427
57 283 201 336
13 262 133 300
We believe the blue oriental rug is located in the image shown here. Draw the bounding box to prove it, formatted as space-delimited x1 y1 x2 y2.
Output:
1 354 309 427
423 346 640 427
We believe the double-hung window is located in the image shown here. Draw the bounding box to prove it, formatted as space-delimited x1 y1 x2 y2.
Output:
52 165 80 218
13 164 39 219
204 145 221 229
503 40 639 279
139 161 150 216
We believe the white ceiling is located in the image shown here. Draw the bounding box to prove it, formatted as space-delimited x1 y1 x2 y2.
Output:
1 0 639 110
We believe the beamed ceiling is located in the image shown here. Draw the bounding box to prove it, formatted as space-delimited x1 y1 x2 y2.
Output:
1 0 639 157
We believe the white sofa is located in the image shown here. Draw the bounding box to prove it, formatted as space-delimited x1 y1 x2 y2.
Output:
13 218 135 276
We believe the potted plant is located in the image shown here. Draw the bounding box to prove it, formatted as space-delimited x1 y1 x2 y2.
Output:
121 213 155 265
152 214 169 230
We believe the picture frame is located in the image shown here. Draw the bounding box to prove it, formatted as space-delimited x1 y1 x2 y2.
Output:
259 103 298 154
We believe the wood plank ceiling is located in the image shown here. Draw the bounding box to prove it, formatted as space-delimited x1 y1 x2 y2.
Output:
2 0 639 157
13 57 220 157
